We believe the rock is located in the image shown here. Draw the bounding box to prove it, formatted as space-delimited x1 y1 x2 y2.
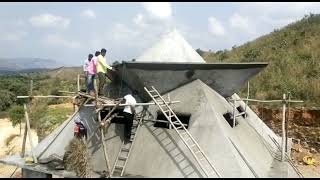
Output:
310 148 317 154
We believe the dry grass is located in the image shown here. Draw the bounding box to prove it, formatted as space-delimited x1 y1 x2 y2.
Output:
4 134 19 147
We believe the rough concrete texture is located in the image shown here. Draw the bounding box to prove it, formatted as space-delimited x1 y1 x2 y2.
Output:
136 29 205 63
0 80 300 177
112 62 268 101
122 79 299 178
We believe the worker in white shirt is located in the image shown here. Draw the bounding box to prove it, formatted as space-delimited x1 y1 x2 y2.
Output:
83 54 92 89
119 93 137 142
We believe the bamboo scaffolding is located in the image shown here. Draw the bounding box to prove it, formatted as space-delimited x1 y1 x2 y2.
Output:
17 95 74 99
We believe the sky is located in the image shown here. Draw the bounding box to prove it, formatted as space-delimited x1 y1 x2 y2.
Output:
1 2 320 66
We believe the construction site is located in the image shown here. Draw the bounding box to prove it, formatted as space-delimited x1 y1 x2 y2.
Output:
0 30 308 178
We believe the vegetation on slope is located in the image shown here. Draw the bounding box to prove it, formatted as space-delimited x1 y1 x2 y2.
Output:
200 13 320 106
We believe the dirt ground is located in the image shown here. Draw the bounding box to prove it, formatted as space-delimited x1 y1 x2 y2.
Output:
291 143 320 178
0 118 38 178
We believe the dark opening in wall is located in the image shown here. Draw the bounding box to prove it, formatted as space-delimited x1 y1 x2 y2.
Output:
236 105 247 118
99 107 126 124
154 111 191 129
223 112 238 128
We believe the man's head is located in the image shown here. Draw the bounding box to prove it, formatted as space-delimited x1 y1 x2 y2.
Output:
101 48 107 57
88 54 93 61
95 51 100 57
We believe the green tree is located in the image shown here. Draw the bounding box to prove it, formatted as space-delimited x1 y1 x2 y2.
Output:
9 105 25 135
0 90 15 111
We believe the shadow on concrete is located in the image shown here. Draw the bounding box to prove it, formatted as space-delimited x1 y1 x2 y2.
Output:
144 117 203 177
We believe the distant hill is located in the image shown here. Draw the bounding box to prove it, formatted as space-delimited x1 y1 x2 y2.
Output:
0 57 61 73
200 13 320 106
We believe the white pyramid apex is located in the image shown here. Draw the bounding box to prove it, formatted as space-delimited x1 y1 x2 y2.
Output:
136 29 206 63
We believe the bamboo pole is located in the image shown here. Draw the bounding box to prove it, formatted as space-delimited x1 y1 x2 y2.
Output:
21 123 28 157
98 111 111 175
244 81 250 118
285 93 291 152
281 94 286 162
17 95 74 99
77 74 80 92
23 104 37 163
83 101 180 107
229 98 303 103
233 99 236 128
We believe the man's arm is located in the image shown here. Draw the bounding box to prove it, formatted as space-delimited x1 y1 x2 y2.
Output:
98 56 113 71
130 105 136 115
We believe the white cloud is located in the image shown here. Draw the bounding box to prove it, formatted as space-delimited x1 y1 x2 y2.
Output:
45 34 81 49
29 14 70 28
229 13 255 34
133 13 147 27
81 9 96 19
208 17 225 36
0 31 27 41
142 2 172 20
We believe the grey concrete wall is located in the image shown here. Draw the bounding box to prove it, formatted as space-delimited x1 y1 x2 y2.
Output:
112 62 268 101
22 168 52 178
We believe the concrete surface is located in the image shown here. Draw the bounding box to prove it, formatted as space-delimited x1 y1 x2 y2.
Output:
111 62 268 101
0 79 300 178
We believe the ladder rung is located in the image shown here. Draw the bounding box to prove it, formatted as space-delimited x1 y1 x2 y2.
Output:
121 148 130 152
153 95 160 98
194 151 201 154
190 144 197 148
176 126 184 130
114 165 124 169
118 156 127 161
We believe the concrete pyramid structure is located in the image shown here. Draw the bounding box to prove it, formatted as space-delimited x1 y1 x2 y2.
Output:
136 29 206 63
0 28 300 178
3 79 299 178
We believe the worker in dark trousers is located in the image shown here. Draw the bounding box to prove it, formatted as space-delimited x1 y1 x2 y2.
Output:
119 93 137 142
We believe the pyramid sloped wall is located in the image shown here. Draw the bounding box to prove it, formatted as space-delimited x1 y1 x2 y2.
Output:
124 79 254 177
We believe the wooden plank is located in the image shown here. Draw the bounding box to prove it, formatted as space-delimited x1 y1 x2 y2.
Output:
23 104 37 163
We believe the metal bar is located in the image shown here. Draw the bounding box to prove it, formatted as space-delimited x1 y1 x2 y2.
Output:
23 104 37 163
143 119 188 126
268 135 304 178
228 138 259 178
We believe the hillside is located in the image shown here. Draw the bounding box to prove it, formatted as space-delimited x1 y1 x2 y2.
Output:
0 58 61 72
201 13 320 106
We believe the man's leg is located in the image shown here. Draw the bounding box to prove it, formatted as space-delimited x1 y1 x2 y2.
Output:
124 112 133 141
98 72 106 96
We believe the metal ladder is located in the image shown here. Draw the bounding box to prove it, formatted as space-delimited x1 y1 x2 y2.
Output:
110 110 145 177
144 86 221 178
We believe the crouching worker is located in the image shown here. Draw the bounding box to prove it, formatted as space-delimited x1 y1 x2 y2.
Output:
74 117 87 141
119 93 137 142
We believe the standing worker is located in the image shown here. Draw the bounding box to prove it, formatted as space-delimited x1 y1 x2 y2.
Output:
87 52 98 95
83 54 91 90
96 48 113 96
120 93 137 142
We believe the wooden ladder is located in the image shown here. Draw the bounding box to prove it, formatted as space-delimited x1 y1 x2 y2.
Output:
144 86 221 178
110 110 145 177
